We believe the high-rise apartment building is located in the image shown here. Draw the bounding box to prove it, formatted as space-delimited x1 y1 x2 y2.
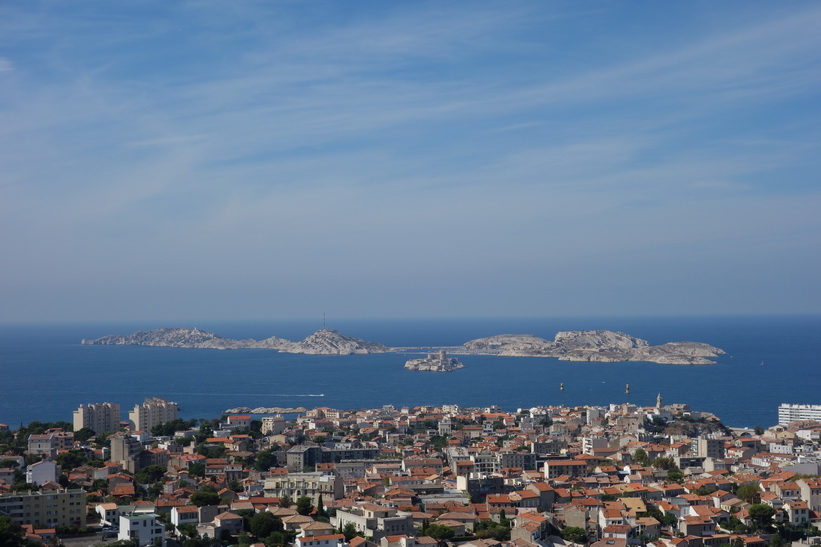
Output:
73 402 120 434
778 404 821 425
128 397 179 432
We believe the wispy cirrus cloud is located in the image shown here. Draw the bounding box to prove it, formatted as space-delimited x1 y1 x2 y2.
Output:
0 1 820 320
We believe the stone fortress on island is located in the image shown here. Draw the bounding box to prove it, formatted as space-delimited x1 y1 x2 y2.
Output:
404 350 465 372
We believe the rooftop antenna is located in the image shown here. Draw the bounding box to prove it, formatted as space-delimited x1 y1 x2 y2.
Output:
323 313 326 330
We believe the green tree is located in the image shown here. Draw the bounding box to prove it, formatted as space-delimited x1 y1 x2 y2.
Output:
651 456 678 471
74 427 97 443
278 495 292 508
632 448 650 466
253 450 278 472
151 418 197 438
423 524 455 541
561 526 587 544
250 512 283 539
0 514 24 547
189 463 205 478
136 465 167 485
316 494 328 519
749 504 775 531
178 523 198 539
190 489 221 507
55 450 87 471
737 484 761 504
499 509 509 527
341 523 361 541
264 531 287 547
475 520 511 541
427 435 448 450
296 496 313 516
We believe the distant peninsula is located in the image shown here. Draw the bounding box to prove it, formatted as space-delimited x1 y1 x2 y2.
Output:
82 327 724 364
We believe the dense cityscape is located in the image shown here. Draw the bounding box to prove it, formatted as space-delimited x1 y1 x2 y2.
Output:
3 4 819 547
2 397 821 547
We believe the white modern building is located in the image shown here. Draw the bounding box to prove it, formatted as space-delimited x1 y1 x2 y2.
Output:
119 513 164 546
73 402 121 434
778 404 821 425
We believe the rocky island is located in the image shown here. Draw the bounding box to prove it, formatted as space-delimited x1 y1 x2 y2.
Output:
82 328 389 355
462 330 724 364
405 350 465 372
82 327 723 364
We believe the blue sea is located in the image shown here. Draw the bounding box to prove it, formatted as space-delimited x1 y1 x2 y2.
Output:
0 315 819 429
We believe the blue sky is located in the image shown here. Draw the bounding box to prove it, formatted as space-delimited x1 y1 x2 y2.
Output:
1 1 819 322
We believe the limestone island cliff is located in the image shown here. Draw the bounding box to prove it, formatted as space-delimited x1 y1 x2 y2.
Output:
461 330 724 365
81 328 389 355
405 350 465 372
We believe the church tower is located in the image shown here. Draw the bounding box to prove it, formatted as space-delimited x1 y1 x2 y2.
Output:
656 393 663 409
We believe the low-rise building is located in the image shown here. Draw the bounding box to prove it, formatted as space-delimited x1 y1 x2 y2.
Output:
0 489 86 528
264 472 344 503
27 435 57 459
332 504 413 541
118 513 164 546
170 505 199 532
297 533 349 547
25 460 57 486
544 460 589 480
96 502 120 526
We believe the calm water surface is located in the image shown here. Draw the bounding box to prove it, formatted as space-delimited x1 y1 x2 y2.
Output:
0 315 818 428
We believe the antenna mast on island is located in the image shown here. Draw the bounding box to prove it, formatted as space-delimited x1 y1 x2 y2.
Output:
323 313 326 330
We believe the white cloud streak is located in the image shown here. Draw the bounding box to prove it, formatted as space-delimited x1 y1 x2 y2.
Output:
0 1 820 320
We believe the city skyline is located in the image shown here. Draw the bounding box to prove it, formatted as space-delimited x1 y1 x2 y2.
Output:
1 1 820 322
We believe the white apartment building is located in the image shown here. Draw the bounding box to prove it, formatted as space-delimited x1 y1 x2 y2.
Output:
129 397 179 432
73 402 121 434
778 404 821 425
